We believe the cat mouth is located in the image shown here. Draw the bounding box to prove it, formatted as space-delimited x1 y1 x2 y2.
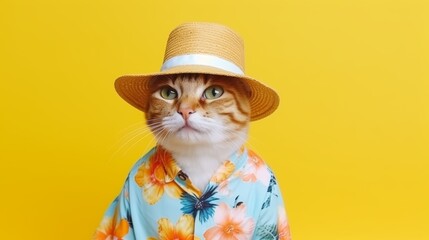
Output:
177 123 202 133
178 125 201 132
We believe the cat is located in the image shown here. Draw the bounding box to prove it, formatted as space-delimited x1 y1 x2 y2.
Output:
95 21 291 239
94 73 291 239
146 73 251 190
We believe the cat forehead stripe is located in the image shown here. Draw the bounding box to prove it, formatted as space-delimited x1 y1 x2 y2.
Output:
161 54 244 75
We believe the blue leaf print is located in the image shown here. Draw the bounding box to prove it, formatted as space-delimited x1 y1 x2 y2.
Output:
233 195 243 208
261 174 278 210
126 209 133 229
256 224 279 239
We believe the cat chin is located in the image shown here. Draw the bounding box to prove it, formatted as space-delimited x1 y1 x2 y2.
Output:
159 134 246 157
157 127 248 153
158 131 223 147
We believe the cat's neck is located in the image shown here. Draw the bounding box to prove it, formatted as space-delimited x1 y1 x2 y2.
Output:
160 131 247 191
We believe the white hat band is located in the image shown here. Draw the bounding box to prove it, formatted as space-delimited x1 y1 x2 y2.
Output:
160 54 244 75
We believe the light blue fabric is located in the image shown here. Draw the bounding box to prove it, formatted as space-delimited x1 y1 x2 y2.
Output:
94 146 291 240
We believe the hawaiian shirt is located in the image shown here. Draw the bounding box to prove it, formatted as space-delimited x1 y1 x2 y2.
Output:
94 146 291 240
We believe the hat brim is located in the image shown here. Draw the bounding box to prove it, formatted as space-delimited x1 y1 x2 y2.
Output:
115 65 279 121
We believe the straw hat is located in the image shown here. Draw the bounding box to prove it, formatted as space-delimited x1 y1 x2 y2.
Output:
115 22 279 121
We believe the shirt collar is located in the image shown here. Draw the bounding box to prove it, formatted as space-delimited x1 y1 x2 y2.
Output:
155 145 248 186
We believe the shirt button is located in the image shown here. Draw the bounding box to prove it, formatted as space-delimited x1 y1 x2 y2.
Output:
178 171 188 181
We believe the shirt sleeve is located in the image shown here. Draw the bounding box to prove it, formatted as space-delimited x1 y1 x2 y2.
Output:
253 173 292 240
93 176 136 240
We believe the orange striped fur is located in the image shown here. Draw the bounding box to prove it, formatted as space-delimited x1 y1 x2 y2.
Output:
144 74 251 190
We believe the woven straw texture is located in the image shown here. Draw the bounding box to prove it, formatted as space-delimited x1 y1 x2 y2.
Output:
164 22 245 71
115 22 279 121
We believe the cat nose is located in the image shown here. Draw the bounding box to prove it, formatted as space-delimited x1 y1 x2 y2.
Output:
177 108 195 120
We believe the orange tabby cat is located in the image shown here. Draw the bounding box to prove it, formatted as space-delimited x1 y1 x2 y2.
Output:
146 73 251 190
95 22 291 240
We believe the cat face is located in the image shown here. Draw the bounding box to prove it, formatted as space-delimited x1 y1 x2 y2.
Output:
145 74 251 148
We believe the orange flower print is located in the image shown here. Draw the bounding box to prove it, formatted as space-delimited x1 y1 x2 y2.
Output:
211 161 235 196
135 149 183 205
236 150 270 186
94 207 129 240
211 160 235 183
278 207 292 240
148 215 199 240
203 203 255 240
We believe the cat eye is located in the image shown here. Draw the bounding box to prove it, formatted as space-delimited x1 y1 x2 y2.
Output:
203 86 224 99
159 87 178 100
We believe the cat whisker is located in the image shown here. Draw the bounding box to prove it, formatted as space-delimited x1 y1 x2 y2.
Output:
116 123 150 141
109 122 163 162
108 130 149 161
153 128 170 147
117 119 168 157
109 124 144 149
119 127 159 156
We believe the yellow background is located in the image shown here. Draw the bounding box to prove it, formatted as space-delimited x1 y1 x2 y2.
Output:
1 0 428 239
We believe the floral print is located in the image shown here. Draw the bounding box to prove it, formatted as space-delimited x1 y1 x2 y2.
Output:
95 217 129 240
203 202 255 240
262 174 278 210
236 149 271 186
94 147 291 240
180 185 219 224
278 207 292 240
95 205 130 240
148 215 198 240
210 160 235 183
134 147 183 204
